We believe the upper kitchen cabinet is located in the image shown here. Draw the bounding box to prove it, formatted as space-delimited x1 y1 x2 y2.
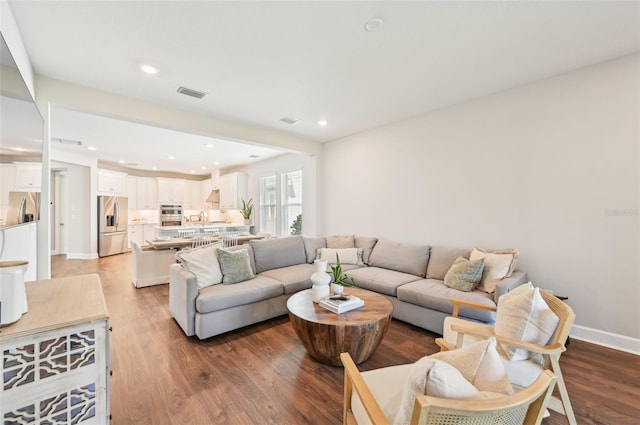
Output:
219 172 248 210
126 176 137 209
97 169 127 195
136 177 157 209
13 162 41 191
157 178 184 204
183 180 204 210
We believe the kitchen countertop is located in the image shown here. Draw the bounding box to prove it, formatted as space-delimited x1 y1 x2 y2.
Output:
158 223 251 230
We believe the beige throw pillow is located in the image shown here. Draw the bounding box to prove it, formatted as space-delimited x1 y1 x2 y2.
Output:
175 243 223 288
444 257 485 292
494 283 560 361
325 235 355 249
469 247 518 293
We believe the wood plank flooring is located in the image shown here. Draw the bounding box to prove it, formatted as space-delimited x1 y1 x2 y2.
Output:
51 253 640 425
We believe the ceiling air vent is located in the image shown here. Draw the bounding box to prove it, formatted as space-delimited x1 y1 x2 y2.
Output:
279 116 301 125
56 138 82 146
248 155 260 159
176 86 207 99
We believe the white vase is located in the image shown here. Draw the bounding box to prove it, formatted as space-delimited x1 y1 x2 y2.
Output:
331 283 344 295
311 259 331 302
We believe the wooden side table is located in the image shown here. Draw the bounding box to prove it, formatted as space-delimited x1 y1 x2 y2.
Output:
286 288 393 366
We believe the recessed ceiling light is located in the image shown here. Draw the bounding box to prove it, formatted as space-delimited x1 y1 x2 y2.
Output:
190 170 195 174
169 156 175 160
364 17 384 32
87 146 96 151
152 166 157 170
214 161 220 166
140 64 159 75
205 143 213 148
118 159 125 164
317 119 328 127
200 166 207 170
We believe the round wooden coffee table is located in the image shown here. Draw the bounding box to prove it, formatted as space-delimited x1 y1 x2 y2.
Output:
286 287 393 366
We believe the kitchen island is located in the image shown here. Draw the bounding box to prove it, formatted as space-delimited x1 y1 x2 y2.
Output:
155 223 251 239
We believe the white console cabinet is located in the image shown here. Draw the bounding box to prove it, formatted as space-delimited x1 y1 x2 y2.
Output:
0 274 110 424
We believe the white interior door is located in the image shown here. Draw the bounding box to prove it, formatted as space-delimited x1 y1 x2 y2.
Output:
51 170 67 255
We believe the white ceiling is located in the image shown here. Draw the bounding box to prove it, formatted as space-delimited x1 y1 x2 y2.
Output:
7 1 640 174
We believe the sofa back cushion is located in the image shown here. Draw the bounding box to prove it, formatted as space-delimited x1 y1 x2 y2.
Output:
250 236 307 274
368 240 431 277
326 235 355 248
426 246 471 280
303 236 327 263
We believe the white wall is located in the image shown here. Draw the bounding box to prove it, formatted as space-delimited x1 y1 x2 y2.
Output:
322 54 639 351
237 152 319 236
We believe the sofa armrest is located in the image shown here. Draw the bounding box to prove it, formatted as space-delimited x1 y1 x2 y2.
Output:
169 263 198 336
493 270 529 303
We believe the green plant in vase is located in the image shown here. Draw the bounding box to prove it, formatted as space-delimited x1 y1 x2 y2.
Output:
326 253 356 295
240 198 253 224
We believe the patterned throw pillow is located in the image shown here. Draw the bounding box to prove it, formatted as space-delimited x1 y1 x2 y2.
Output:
216 247 255 284
444 257 485 292
470 247 518 293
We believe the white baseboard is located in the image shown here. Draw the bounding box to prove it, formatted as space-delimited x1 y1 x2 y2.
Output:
65 253 99 260
571 325 640 355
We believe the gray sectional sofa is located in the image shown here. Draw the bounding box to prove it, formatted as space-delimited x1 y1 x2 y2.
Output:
169 235 528 340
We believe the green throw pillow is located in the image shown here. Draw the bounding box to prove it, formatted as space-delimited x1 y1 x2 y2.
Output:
444 257 485 292
217 247 255 284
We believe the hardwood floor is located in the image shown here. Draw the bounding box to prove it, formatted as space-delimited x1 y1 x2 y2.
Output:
51 253 640 425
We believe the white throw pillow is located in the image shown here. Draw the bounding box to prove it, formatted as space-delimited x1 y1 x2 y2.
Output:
469 247 518 293
175 243 222 288
430 337 514 394
317 247 363 265
494 283 560 361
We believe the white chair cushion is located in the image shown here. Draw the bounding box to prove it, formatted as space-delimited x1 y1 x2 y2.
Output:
494 283 560 360
352 364 411 425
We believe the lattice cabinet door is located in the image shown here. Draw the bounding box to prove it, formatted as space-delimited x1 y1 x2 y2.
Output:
1 320 110 424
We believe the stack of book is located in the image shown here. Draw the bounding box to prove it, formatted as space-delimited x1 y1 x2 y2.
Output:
318 294 364 314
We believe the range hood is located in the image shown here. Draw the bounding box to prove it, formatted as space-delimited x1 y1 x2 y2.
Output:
205 189 220 203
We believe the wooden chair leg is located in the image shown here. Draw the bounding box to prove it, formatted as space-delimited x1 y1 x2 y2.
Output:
549 355 577 425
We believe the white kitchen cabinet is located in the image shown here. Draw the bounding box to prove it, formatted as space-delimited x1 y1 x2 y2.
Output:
219 172 248 210
0 274 110 425
0 164 16 211
156 178 184 204
97 169 127 195
136 177 158 209
126 176 137 209
127 224 141 249
183 180 204 210
143 223 158 243
14 162 42 191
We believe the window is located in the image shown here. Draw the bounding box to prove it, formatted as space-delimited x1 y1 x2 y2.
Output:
259 170 303 236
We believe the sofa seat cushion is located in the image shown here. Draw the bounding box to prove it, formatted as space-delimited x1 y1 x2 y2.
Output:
196 275 283 313
397 279 496 322
259 263 316 295
347 267 422 296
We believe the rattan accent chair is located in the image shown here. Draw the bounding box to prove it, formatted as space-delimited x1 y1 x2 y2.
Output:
340 352 556 425
435 289 576 425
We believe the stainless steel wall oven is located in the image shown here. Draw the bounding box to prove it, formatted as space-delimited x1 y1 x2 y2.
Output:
160 204 183 226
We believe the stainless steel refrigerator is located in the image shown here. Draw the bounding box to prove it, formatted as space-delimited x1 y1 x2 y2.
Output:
98 195 128 257
6 192 40 225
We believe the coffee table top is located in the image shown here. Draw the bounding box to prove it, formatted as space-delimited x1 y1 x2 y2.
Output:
286 287 393 326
